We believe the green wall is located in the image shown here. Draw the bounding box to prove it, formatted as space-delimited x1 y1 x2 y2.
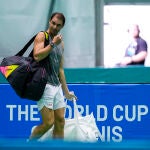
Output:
1 67 150 84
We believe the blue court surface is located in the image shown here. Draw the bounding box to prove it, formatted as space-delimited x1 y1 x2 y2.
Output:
0 138 150 150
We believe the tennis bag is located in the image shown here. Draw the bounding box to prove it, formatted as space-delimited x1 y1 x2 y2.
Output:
0 32 49 101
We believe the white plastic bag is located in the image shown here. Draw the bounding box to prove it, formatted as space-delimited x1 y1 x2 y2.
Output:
38 100 100 142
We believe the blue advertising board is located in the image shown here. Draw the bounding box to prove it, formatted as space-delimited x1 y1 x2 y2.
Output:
0 84 150 142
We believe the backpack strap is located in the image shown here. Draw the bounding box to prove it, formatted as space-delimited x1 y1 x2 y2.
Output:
15 31 49 57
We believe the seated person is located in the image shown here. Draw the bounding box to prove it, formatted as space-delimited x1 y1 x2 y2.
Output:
118 24 148 66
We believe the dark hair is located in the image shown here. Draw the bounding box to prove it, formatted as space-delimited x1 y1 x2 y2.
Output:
50 12 65 26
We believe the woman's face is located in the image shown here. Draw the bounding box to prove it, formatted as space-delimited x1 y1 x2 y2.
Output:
49 15 63 37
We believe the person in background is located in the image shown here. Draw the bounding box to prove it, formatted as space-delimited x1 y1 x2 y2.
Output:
118 24 148 66
29 12 77 141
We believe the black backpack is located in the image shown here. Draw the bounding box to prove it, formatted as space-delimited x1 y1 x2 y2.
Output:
0 31 49 101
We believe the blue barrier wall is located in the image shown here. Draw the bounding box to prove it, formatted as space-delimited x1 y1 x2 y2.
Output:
0 84 150 142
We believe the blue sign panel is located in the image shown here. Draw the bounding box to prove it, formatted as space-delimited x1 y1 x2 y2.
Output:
0 84 150 142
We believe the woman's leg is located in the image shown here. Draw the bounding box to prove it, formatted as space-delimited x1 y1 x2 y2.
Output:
29 106 54 140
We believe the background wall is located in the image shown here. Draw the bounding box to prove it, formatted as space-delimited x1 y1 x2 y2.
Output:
1 0 150 68
0 0 52 59
53 0 96 67
0 0 98 68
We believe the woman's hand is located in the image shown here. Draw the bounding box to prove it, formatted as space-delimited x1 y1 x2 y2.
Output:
65 91 77 101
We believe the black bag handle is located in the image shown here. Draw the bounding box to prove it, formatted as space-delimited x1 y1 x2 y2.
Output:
15 31 49 57
15 34 37 56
